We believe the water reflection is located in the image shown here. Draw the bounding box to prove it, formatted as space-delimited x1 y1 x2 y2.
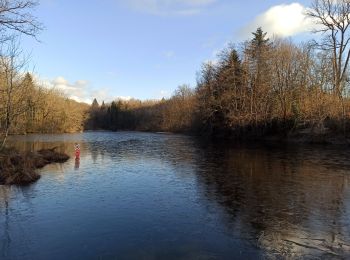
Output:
0 186 10 258
193 144 350 258
1 132 350 259
74 157 80 170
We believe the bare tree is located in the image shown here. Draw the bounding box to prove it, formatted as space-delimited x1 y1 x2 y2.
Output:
271 38 307 121
0 37 30 148
306 0 350 96
0 0 42 39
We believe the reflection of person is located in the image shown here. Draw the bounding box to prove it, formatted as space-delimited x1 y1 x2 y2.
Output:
74 143 80 158
74 157 80 170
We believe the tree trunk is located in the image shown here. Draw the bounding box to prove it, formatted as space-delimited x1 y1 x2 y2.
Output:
0 128 9 150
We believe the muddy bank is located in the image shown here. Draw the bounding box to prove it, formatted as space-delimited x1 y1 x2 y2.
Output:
0 148 69 185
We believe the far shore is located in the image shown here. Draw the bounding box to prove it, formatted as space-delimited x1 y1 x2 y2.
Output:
7 128 350 148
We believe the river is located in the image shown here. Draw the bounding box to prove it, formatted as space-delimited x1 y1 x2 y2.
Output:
1 132 350 259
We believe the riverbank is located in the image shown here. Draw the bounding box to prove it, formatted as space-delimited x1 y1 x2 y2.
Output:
0 147 70 185
150 128 350 147
1 131 349 259
248 127 350 146
191 121 350 147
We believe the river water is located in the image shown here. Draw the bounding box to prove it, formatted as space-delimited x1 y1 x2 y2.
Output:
1 132 350 259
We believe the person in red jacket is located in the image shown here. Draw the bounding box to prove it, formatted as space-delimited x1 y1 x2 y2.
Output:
74 143 80 158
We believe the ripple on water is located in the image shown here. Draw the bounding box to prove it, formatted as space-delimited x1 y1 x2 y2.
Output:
1 132 350 259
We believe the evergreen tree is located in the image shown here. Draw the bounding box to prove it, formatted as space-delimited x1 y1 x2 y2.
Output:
110 101 119 130
22 73 36 132
91 98 99 110
245 27 273 127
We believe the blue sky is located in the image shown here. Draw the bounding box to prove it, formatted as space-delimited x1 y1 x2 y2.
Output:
22 0 313 103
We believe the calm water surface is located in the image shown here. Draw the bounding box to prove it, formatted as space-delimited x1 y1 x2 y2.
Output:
1 132 350 259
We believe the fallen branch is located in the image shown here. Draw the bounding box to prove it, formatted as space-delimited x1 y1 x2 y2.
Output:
283 239 340 257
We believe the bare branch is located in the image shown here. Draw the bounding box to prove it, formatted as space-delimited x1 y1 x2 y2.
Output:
0 0 42 40
306 0 350 96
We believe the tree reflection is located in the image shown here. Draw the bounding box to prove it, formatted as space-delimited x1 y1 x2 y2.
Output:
0 186 14 258
3 133 350 258
192 143 350 257
82 134 350 257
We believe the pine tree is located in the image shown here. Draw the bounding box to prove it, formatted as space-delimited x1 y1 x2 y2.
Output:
91 98 99 110
22 73 36 132
245 27 273 126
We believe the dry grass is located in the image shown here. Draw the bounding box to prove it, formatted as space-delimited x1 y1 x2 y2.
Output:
0 147 69 185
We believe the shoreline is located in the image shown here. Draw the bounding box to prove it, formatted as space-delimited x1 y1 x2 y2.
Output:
7 129 350 147
2 131 349 186
0 148 70 185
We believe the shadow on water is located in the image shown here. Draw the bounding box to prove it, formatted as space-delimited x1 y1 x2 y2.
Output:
1 132 350 259
192 142 350 258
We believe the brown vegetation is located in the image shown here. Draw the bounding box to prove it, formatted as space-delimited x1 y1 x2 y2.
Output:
0 65 89 149
0 0 88 149
3 0 350 147
85 85 197 133
87 24 350 144
0 147 69 185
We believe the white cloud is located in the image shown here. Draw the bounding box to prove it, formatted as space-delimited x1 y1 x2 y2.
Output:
46 76 92 103
91 89 114 104
35 76 118 104
124 0 217 15
116 96 133 101
241 3 314 38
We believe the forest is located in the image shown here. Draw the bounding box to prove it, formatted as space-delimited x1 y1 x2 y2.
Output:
2 0 350 146
0 65 89 148
0 0 89 149
87 23 350 142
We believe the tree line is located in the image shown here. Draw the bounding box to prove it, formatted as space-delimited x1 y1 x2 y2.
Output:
87 0 350 140
0 0 89 149
0 64 89 148
86 84 197 133
3 0 350 146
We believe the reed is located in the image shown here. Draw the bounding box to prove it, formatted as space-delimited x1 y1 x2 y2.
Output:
0 147 69 185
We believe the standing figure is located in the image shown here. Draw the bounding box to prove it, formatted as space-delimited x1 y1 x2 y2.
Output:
74 143 80 159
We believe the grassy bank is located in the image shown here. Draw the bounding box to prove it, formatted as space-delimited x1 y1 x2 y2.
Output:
0 147 69 185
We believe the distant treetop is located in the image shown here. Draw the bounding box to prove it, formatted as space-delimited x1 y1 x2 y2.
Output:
91 98 99 108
